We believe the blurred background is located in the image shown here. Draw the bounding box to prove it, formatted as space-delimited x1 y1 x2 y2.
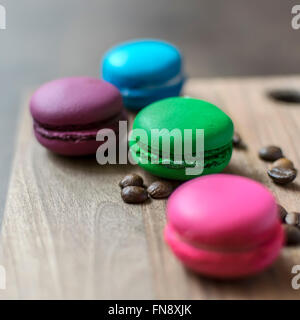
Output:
0 0 298 219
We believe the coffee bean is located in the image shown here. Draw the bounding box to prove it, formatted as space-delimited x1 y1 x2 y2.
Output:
271 158 294 170
233 132 241 147
268 89 300 104
147 181 173 199
121 186 148 204
259 146 283 161
267 167 297 184
284 225 300 246
119 174 144 188
232 132 247 150
278 204 288 223
285 212 300 227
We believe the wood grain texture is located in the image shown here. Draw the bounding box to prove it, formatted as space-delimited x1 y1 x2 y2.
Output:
1 76 300 299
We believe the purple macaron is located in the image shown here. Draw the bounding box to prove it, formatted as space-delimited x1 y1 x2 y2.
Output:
30 77 127 156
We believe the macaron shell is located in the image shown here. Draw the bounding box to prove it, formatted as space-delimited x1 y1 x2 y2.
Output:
102 39 182 88
30 77 123 126
167 174 280 250
132 97 234 152
165 224 284 278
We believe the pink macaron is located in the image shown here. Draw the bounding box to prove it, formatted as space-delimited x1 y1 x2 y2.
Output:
30 77 127 156
165 174 284 278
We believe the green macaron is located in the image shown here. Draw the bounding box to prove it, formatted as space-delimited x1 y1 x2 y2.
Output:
129 97 234 180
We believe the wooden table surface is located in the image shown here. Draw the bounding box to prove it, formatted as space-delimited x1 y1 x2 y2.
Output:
0 0 298 219
1 76 300 299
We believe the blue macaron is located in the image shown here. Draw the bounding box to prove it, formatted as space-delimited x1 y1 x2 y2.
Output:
102 39 185 111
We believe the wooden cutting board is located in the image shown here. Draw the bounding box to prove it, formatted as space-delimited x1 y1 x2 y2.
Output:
1 76 300 300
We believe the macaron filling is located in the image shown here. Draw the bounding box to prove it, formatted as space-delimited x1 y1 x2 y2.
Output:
34 110 126 142
168 222 284 254
131 141 232 170
120 73 185 98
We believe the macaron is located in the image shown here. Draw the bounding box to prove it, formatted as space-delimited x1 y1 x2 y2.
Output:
129 97 234 180
102 39 185 110
165 174 284 278
30 77 127 156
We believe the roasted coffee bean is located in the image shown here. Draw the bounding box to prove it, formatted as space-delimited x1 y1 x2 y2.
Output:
232 132 247 149
147 181 173 199
278 204 288 223
233 132 242 147
121 186 148 204
285 212 300 227
284 225 300 246
267 167 297 184
271 158 294 170
268 89 300 104
119 174 144 188
259 146 283 161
